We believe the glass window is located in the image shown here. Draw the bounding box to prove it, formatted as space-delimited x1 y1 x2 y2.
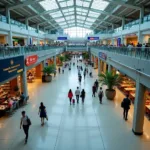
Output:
91 0 109 10
64 27 93 38
40 0 58 10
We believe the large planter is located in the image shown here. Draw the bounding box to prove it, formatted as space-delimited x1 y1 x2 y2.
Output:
45 75 52 82
105 89 116 100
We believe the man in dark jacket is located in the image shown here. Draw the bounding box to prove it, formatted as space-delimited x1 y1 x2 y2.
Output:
122 95 131 121
92 84 96 97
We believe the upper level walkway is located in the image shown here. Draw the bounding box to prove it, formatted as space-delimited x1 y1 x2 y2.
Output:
0 45 65 59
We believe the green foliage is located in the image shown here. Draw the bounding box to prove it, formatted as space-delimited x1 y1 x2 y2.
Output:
99 72 121 90
65 54 71 61
82 53 89 60
59 56 65 62
43 64 56 76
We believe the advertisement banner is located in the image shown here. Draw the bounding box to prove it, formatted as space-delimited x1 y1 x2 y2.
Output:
117 38 121 46
88 37 99 40
99 52 107 60
25 55 38 66
0 56 24 83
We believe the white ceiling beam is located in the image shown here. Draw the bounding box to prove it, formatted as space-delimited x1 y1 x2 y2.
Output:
27 5 123 20
8 0 44 10
104 0 141 10
74 0 77 26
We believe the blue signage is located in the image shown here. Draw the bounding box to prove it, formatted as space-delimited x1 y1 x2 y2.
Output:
57 37 67 40
88 37 99 40
99 52 107 60
117 38 121 46
0 56 24 83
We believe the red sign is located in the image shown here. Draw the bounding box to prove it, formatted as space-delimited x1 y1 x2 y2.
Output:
25 55 38 66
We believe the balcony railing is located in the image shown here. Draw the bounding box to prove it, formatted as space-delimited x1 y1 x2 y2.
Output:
0 45 65 59
90 46 150 60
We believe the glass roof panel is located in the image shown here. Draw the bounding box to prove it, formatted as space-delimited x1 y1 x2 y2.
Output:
39 0 110 30
40 0 58 11
91 0 109 10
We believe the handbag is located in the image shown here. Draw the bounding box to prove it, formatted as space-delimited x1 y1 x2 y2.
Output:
121 101 124 108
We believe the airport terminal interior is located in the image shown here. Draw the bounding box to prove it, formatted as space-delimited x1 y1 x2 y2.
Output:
0 0 150 150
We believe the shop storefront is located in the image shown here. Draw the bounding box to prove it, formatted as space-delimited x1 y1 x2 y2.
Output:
113 69 150 120
0 35 6 45
99 52 107 73
13 37 25 46
0 56 25 116
126 36 138 46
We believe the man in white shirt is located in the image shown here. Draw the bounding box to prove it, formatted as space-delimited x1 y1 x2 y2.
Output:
75 87 80 103
20 111 29 144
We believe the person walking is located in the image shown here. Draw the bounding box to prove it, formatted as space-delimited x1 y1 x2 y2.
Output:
121 95 131 121
58 67 60 73
62 68 64 74
92 84 96 97
20 111 31 144
75 87 80 103
83 71 86 79
95 80 99 92
78 74 82 84
68 89 73 105
80 89 86 104
38 102 47 126
98 87 104 104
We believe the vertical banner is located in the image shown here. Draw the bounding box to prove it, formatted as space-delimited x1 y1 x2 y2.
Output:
30 37 32 45
117 38 121 46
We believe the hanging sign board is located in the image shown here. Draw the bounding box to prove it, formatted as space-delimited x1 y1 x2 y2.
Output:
88 37 99 40
0 56 24 83
57 37 67 40
25 55 38 66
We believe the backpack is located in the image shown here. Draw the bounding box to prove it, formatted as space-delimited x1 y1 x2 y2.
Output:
98 91 103 97
27 116 31 126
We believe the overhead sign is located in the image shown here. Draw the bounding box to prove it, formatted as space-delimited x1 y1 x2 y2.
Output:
0 56 24 83
25 55 38 66
99 52 107 60
88 37 99 40
57 37 67 40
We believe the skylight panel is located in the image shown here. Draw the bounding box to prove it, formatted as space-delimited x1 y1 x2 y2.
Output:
83 1 90 7
64 11 74 15
67 20 75 23
66 15 74 20
62 9 69 13
60 1 67 7
76 0 83 6
55 18 65 22
67 0 73 6
77 15 86 20
91 0 109 10
40 0 58 11
86 18 95 22
88 11 100 17
50 12 62 18
85 22 93 25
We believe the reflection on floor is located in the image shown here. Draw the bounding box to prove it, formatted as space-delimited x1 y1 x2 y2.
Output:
0 59 150 150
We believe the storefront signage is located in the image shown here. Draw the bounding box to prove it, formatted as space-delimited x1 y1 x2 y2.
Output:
99 52 107 60
0 56 24 83
57 37 67 40
25 55 38 66
88 37 99 40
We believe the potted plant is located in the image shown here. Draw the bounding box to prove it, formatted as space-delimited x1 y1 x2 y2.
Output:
99 72 121 100
58 56 64 66
82 53 89 60
43 64 55 82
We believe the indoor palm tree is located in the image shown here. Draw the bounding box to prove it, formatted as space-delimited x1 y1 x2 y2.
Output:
99 71 121 100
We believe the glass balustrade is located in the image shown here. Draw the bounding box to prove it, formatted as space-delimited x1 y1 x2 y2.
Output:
0 46 64 59
90 46 150 60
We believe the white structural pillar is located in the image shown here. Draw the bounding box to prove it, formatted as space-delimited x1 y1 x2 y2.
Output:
132 75 146 135
122 17 125 30
108 64 111 72
6 8 13 46
21 67 28 98
140 6 144 24
25 18 29 30
94 56 96 68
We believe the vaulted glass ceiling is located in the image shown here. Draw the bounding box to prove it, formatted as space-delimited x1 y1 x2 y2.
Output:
39 0 109 29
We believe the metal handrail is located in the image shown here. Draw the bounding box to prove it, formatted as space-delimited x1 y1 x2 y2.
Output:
90 46 150 60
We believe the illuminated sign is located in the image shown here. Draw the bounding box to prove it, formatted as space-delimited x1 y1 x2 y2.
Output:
25 55 38 66
57 37 67 40
99 52 107 60
0 56 24 83
88 37 99 40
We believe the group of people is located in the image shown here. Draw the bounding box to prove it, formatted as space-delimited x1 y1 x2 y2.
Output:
68 87 86 105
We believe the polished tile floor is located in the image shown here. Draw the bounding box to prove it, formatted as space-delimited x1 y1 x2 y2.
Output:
1 58 150 150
